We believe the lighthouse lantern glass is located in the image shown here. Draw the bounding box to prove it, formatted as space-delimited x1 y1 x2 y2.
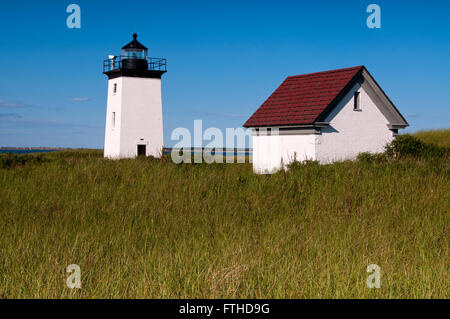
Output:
122 48 147 59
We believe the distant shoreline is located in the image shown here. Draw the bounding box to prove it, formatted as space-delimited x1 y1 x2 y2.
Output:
0 147 69 150
0 147 93 154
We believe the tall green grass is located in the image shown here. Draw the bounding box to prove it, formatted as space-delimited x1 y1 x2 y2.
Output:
0 131 448 298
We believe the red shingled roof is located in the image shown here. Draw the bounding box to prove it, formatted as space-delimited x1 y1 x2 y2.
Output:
243 66 364 127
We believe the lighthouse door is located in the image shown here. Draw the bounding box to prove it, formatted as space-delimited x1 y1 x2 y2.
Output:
137 144 146 156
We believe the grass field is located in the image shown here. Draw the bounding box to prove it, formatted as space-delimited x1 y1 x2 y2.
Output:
0 130 448 298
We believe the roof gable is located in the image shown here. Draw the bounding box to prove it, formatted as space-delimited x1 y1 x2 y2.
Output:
243 66 408 128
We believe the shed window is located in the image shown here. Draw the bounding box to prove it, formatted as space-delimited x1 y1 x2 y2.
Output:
113 83 117 94
354 91 361 111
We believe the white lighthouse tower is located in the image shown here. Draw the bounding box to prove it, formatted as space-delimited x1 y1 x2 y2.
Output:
103 33 167 158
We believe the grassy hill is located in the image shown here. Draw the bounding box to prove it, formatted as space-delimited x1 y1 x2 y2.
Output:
0 130 448 298
414 128 450 148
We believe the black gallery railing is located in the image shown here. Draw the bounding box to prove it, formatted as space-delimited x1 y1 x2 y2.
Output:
103 56 167 73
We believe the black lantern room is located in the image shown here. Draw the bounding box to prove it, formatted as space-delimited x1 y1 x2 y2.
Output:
103 33 167 79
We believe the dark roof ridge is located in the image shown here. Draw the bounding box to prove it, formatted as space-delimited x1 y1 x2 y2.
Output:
286 66 364 80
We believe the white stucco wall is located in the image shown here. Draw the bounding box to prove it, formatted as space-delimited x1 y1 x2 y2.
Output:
104 76 164 159
252 133 316 174
104 78 122 158
315 82 394 164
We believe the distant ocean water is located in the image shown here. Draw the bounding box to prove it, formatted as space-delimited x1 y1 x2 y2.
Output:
0 149 56 154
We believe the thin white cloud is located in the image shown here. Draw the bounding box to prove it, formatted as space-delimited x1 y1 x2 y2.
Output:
70 97 91 102
0 113 22 118
0 100 32 108
0 115 100 129
204 112 248 118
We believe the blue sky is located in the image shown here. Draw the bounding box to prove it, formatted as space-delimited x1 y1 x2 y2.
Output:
0 0 449 148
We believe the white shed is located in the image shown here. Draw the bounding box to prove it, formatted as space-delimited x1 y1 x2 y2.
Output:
243 66 408 174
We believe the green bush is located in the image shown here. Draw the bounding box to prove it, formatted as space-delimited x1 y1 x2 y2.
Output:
356 152 387 164
286 159 320 170
385 134 448 159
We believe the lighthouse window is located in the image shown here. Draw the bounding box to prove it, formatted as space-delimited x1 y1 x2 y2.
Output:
124 49 145 59
113 83 117 94
112 112 116 129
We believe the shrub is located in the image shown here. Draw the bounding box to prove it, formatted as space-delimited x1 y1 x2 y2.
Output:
0 153 48 169
287 159 320 170
356 152 387 164
385 134 448 159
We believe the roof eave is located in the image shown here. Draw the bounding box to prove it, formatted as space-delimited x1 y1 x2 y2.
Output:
243 122 329 129
361 67 409 127
387 123 409 129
